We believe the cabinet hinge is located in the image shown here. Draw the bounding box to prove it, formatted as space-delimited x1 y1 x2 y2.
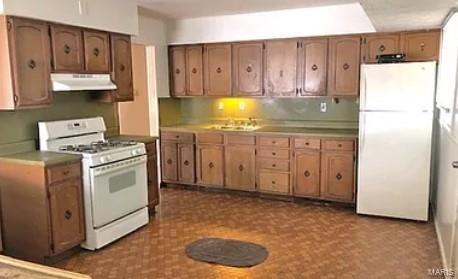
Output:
13 95 18 103
262 88 265 94
255 149 257 155
297 41 300 48
6 20 12 31
262 43 265 49
296 88 299 94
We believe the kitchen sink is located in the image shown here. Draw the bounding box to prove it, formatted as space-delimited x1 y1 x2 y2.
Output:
209 125 259 132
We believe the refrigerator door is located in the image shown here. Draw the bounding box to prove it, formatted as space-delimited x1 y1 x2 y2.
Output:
357 111 433 221
360 62 437 111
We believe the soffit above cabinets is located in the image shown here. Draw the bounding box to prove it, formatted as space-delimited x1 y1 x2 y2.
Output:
137 0 458 32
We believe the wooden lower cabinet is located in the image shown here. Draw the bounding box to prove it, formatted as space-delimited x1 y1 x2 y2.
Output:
321 151 355 202
0 160 85 263
293 150 320 197
178 143 195 183
196 145 224 187
258 172 290 194
225 145 256 191
160 141 195 184
145 141 159 210
161 142 178 182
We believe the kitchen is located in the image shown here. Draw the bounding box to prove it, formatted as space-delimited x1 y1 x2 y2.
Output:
0 0 457 278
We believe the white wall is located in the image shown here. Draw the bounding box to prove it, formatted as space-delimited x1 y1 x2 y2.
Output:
168 3 375 44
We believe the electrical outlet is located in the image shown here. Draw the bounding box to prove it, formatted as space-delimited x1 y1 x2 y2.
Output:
320 102 327 113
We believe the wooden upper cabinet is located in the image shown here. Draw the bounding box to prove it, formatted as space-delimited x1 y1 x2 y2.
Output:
110 34 133 101
321 151 355 202
361 33 400 63
299 38 328 96
169 46 186 97
264 40 298 97
49 24 84 72
327 36 361 97
204 44 231 96
232 42 264 96
186 45 204 96
225 145 256 191
1 16 52 109
294 150 320 197
400 30 441 61
83 30 110 73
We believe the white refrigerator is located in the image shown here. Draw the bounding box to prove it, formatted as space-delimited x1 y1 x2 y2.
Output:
357 62 437 221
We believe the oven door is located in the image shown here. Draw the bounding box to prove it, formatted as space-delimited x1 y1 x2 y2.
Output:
89 155 148 228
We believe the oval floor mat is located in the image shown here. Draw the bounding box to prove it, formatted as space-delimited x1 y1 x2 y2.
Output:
185 238 268 267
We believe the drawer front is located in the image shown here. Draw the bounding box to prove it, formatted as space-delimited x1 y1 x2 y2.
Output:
258 148 290 159
47 162 81 185
294 138 321 149
258 159 290 171
259 172 290 193
197 132 224 144
323 140 354 151
145 142 157 156
226 134 256 145
161 132 194 142
259 136 290 148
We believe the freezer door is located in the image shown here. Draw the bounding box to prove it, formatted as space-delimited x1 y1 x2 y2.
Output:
360 62 436 111
357 111 433 221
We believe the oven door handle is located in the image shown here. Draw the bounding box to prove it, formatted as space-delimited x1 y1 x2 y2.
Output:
92 156 147 177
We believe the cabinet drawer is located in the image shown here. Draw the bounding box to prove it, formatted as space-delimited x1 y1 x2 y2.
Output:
258 149 290 159
259 172 290 194
323 140 354 151
145 142 157 156
47 162 81 185
259 136 290 148
258 159 290 171
226 134 256 145
161 132 194 142
294 138 321 149
197 132 224 144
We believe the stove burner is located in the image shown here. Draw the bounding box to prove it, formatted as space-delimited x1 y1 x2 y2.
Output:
58 140 139 154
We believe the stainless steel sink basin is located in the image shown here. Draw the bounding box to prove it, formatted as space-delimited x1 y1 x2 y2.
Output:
209 125 259 132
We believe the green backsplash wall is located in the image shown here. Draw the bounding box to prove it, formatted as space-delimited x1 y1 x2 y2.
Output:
159 97 359 128
0 92 119 155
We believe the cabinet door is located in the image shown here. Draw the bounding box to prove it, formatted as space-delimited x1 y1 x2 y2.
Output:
300 39 327 96
83 30 110 73
110 34 133 101
147 155 159 209
8 17 52 108
294 150 320 197
161 143 178 182
361 34 400 63
49 25 84 72
232 42 264 96
321 152 355 202
186 45 204 96
225 145 256 191
401 31 441 61
178 143 195 183
197 145 224 187
264 40 298 97
169 46 186 96
204 44 231 96
48 178 85 254
327 36 361 97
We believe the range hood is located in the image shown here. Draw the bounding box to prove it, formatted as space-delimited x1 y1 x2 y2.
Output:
51 73 117 91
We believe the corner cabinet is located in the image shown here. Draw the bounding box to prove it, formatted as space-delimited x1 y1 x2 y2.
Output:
0 16 52 110
0 159 85 263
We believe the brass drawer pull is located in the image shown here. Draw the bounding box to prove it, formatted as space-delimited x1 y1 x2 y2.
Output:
272 181 276 185
63 170 70 176
246 65 252 73
192 68 197 74
305 142 310 146
272 141 276 144
272 152 276 156
343 63 350 70
216 67 222 74
166 159 173 165
93 48 100 57
311 64 318 71
65 210 72 220
175 68 181 74
238 165 244 172
209 162 214 169
64 44 71 54
338 144 342 148
304 170 310 177
184 160 190 166
379 45 386 52
28 59 36 69
336 173 343 180
272 164 276 168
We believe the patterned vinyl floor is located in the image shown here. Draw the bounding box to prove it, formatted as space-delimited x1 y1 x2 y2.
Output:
54 187 442 279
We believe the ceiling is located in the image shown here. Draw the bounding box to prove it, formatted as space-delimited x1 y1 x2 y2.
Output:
136 0 458 31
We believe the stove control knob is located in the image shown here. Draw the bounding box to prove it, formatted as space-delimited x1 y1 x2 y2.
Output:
132 150 138 156
106 155 112 162
100 157 105 164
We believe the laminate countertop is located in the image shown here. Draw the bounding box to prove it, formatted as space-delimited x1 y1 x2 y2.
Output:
160 124 358 138
0 151 82 167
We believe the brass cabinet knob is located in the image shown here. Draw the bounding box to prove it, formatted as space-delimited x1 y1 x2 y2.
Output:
64 44 71 54
93 48 100 57
311 64 318 71
184 160 190 166
65 210 72 220
28 59 36 69
209 162 214 168
238 165 244 172
166 159 172 165
216 67 222 74
379 45 386 52
343 63 350 70
304 170 310 177
336 173 343 180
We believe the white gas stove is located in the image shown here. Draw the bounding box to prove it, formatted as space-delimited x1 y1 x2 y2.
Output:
39 117 149 250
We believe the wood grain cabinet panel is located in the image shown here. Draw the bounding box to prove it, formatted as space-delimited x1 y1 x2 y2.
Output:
299 38 327 96
259 172 290 194
204 44 231 96
109 34 133 101
321 151 355 202
197 145 224 187
225 145 256 191
400 30 441 61
186 45 204 96
49 24 84 72
147 155 159 209
178 143 195 184
169 46 186 96
327 36 361 97
161 142 178 182
2 16 52 109
294 150 320 198
232 42 264 96
361 33 400 63
264 40 298 97
83 30 110 73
